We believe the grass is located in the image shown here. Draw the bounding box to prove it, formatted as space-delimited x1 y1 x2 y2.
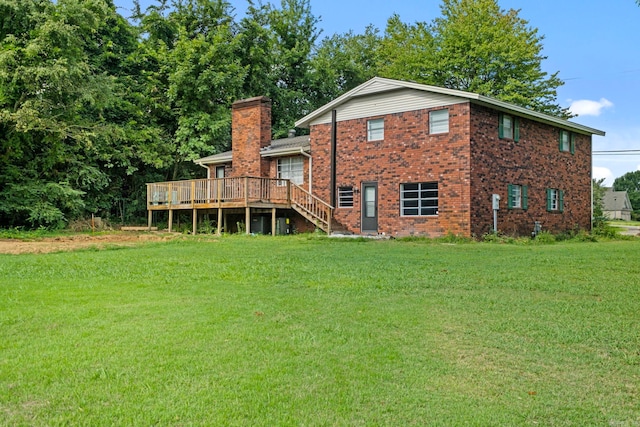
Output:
1 235 639 426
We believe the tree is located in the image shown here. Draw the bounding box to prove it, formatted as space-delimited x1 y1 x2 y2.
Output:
377 14 435 83
0 0 120 227
378 0 569 117
613 170 640 219
309 26 380 108
237 0 320 138
592 178 606 227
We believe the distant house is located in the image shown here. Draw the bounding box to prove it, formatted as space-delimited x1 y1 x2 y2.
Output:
147 77 606 237
602 188 633 221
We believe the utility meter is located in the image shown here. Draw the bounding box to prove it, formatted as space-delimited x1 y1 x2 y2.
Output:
492 194 500 210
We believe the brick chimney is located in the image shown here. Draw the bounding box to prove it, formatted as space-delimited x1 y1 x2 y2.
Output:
231 96 272 177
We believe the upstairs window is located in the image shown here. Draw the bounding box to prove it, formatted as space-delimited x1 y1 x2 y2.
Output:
429 109 449 134
367 118 384 141
499 114 520 141
559 130 575 154
338 186 354 208
507 184 528 209
277 156 303 185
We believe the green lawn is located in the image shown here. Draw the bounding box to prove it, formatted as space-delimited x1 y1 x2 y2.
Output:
1 236 639 426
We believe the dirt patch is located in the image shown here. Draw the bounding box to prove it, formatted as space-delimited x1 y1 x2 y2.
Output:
0 233 179 255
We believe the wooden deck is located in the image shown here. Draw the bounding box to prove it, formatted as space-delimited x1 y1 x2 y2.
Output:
146 177 333 234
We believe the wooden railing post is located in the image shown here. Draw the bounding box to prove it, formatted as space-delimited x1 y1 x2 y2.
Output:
244 177 249 205
191 181 196 206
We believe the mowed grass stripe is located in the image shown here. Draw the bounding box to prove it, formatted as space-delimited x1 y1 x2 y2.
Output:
1 237 638 426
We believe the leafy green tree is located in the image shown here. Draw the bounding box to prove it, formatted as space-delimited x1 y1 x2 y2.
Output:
592 178 606 228
237 0 320 138
377 14 435 83
378 0 569 117
308 26 380 108
0 0 115 227
613 170 640 219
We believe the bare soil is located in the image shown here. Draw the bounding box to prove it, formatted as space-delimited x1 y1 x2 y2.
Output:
0 233 178 255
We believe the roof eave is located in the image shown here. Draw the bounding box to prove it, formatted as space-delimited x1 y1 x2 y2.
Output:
194 153 232 166
295 76 605 137
261 146 311 158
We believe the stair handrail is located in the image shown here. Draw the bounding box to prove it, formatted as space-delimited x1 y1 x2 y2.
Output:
289 183 333 234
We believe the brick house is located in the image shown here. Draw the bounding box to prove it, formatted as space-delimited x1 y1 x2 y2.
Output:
147 77 605 237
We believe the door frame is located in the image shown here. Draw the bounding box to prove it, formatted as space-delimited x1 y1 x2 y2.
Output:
361 181 378 233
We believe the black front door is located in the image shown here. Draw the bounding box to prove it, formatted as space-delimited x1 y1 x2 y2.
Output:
361 182 378 233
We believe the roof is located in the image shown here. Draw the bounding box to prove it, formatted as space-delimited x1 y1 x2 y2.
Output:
194 135 310 165
294 77 606 136
603 188 633 211
261 135 310 157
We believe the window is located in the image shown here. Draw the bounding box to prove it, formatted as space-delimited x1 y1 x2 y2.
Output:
215 166 225 178
499 114 520 141
401 182 438 216
507 184 528 209
546 188 564 212
338 186 354 208
559 130 575 154
429 109 449 134
367 118 384 141
277 156 303 184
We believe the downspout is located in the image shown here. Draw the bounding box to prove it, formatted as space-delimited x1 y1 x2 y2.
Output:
330 109 337 208
196 162 210 179
299 147 312 194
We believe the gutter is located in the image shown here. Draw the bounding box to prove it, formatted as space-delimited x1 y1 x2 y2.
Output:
195 161 210 179
298 147 312 193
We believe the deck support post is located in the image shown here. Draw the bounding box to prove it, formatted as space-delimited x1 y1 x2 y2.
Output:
272 208 276 236
217 208 223 236
245 207 251 235
168 209 173 232
148 210 152 231
192 208 197 235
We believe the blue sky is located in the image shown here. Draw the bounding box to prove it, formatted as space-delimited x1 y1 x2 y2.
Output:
116 0 640 185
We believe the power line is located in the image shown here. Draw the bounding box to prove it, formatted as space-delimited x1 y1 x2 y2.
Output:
593 149 640 156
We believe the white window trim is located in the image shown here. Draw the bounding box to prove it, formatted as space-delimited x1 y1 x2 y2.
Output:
429 109 449 134
367 118 384 141
277 156 304 185
338 186 354 208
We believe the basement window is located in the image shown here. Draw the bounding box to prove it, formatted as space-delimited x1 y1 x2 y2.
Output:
400 182 438 216
507 184 528 209
546 188 564 212
338 186 354 208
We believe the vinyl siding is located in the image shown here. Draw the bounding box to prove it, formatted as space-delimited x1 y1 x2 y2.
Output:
309 89 466 126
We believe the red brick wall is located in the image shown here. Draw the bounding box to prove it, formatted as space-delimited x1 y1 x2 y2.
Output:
310 103 472 237
469 104 592 237
308 102 592 238
231 97 271 178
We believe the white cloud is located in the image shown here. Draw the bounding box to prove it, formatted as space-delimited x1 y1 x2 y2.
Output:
569 98 613 117
593 166 614 186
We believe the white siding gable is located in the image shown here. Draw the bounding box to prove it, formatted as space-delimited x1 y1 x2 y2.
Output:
309 88 466 126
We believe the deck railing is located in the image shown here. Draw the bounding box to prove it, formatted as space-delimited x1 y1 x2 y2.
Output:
147 177 333 232
147 177 289 207
290 184 332 233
